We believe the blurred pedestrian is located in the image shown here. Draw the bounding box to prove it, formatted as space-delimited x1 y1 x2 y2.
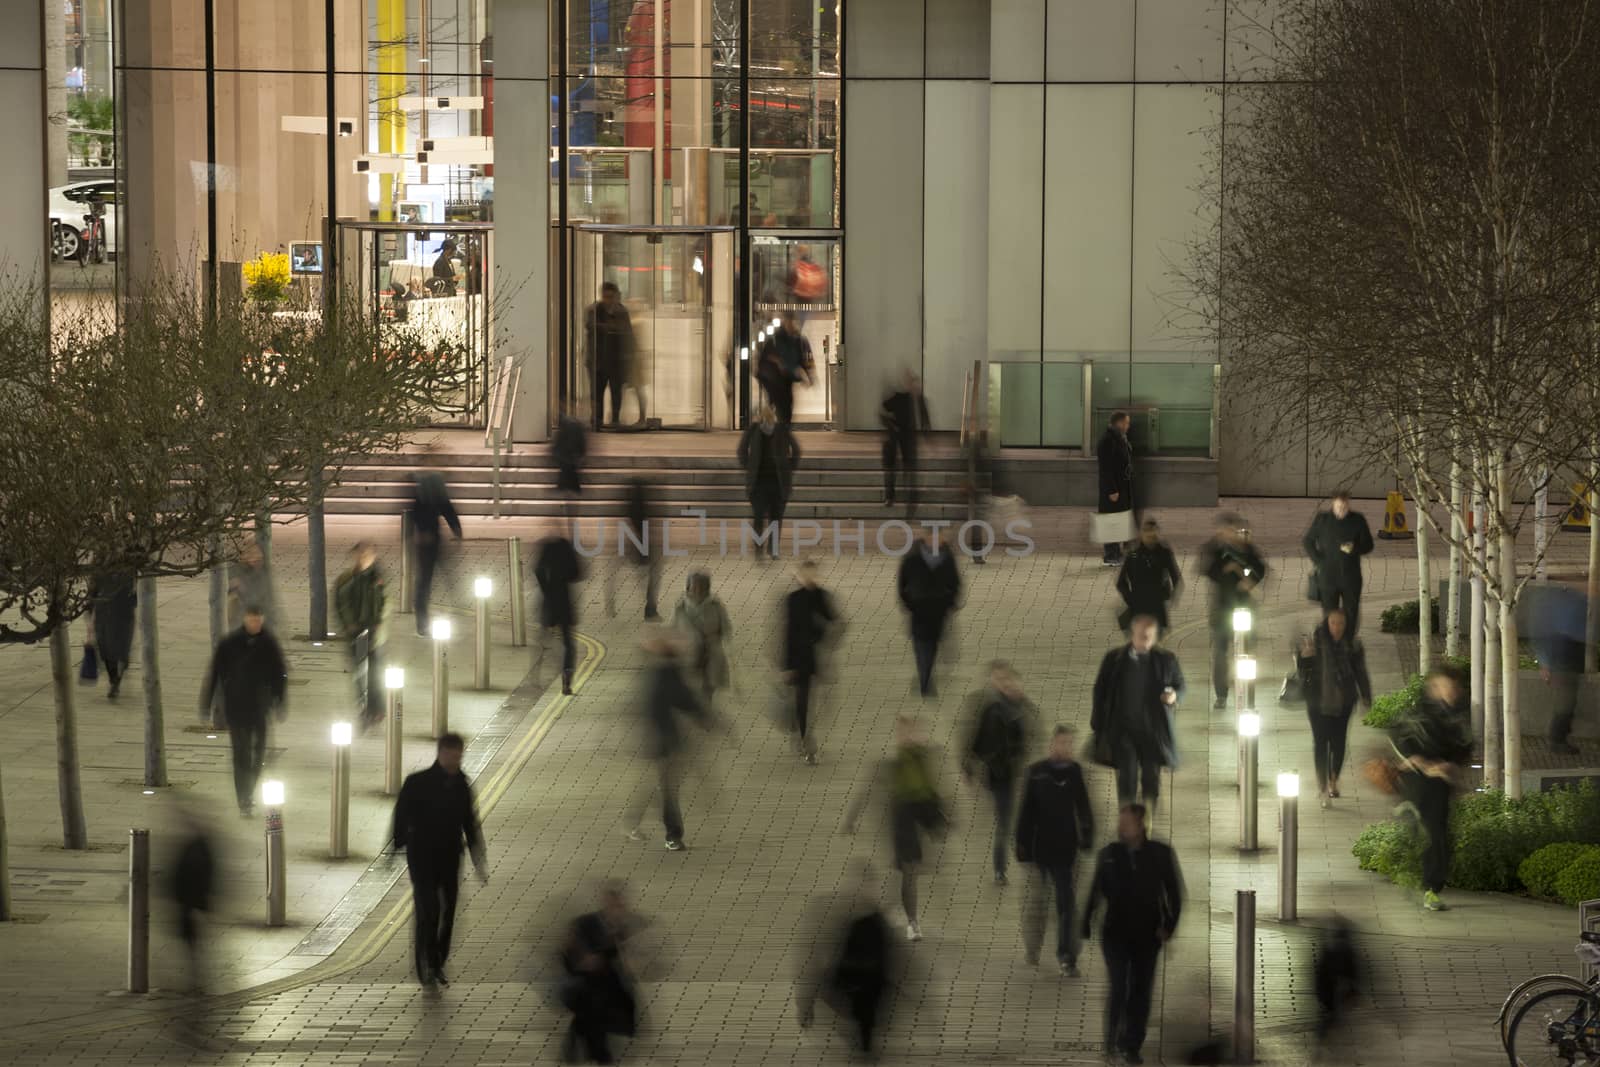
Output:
756 310 813 425
587 282 634 429
738 405 800 560
1091 616 1184 813
1391 666 1472 911
607 478 661 619
390 732 488 988
199 606 288 816
88 570 136 700
1116 518 1181 633
673 571 731 704
1296 608 1372 807
881 370 930 515
798 859 894 1056
1016 725 1095 976
1314 916 1363 1044
535 521 587 695
624 631 717 851
843 714 949 942
1533 584 1588 754
170 808 216 995
1302 490 1374 636
961 661 1037 884
333 542 388 731
1199 513 1267 709
1097 411 1134 565
1082 803 1185 1066
553 404 589 516
560 881 640 1064
898 529 962 697
962 419 993 563
227 540 277 631
412 449 464 635
783 559 840 764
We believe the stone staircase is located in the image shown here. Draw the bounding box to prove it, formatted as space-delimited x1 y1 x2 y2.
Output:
321 448 978 521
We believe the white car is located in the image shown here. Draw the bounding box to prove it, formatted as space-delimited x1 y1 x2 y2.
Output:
49 179 119 261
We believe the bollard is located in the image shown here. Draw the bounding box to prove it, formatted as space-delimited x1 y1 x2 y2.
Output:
399 511 413 614
128 828 150 993
1234 889 1256 1064
431 618 452 737
474 576 492 690
263 780 287 927
330 723 352 859
384 667 405 796
1278 772 1299 921
1238 712 1260 851
508 538 527 647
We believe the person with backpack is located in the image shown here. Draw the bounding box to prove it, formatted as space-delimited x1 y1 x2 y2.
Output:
961 661 1037 885
1015 724 1095 976
333 542 388 730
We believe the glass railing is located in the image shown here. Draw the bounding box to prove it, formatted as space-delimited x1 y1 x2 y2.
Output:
986 352 1218 457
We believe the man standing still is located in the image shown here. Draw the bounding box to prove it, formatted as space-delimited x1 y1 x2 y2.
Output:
961 661 1036 885
391 733 488 988
1016 725 1095 976
738 406 801 560
200 606 288 816
411 454 463 635
897 530 962 697
1097 411 1134 565
881 370 930 515
1082 804 1184 1066
1302 490 1374 635
784 558 840 764
587 282 634 428
1090 616 1185 814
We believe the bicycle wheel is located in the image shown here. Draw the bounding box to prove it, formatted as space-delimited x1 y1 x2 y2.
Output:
1508 987 1600 1066
1503 977 1595 1050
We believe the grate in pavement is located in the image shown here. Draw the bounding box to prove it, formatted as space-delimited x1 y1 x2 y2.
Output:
8 867 126 903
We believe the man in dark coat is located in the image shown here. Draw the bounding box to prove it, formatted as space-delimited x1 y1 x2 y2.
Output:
737 407 801 560
783 558 840 764
624 632 717 851
553 408 588 507
390 732 488 988
170 808 216 995
561 881 640 1063
534 522 586 695
1090 616 1185 812
798 859 894 1055
961 661 1037 885
1199 513 1268 708
606 478 661 619
411 455 463 635
897 531 962 697
1016 724 1095 975
1082 804 1185 1066
881 370 931 515
199 606 288 815
1097 411 1134 565
756 310 812 425
587 282 634 429
89 571 137 699
333 542 388 730
1301 490 1375 636
1116 518 1181 633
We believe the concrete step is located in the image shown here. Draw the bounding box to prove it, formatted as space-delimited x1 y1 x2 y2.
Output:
353 451 974 472
332 465 979 489
323 480 971 505
318 498 972 521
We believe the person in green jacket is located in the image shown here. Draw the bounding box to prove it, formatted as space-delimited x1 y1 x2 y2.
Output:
334 542 389 730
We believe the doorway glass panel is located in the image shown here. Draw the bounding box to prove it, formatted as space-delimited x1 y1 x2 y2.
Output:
750 232 838 425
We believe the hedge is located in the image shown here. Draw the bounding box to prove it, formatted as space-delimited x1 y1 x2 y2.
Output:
1519 843 1599 899
1379 599 1440 634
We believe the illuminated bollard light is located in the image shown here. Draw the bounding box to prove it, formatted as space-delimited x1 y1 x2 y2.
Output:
384 667 405 796
330 722 352 859
1278 771 1300 921
1238 712 1260 851
263 779 287 927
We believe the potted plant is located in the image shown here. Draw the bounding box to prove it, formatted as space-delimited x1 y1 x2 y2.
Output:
241 252 291 306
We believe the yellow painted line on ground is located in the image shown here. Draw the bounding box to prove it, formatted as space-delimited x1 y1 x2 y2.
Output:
4 631 607 1048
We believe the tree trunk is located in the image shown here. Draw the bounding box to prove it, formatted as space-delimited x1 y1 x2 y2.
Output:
1535 472 1549 582
49 616 87 849
0 758 11 919
255 512 284 629
138 575 167 788
1499 458 1522 799
1483 516 1502 793
208 536 225 648
1415 495 1432 677
1471 492 1486 746
307 468 329 640
1447 457 1462 659
1588 467 1599 673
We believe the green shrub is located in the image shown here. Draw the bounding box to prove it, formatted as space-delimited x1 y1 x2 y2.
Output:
1352 820 1423 888
1361 655 1471 730
1379 598 1439 634
1556 851 1600 906
1520 843 1600 898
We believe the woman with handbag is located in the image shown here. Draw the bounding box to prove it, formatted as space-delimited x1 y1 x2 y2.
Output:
1296 608 1372 807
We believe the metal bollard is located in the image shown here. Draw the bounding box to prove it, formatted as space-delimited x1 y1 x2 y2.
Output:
330 723 352 859
1278 772 1300 921
431 619 451 737
128 828 150 993
508 537 527 647
473 577 492 690
263 780 287 927
384 667 405 795
399 511 413 614
1234 889 1255 1064
1238 713 1260 851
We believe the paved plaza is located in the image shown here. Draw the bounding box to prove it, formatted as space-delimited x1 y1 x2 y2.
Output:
0 499 1591 1065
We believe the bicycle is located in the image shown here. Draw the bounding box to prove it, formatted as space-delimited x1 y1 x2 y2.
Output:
1504 932 1600 1064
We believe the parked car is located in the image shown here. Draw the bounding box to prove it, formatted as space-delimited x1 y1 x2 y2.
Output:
49 180 119 262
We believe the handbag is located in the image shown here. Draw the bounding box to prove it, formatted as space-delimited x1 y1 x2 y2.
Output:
1090 509 1136 545
1279 672 1304 704
79 643 99 685
1362 756 1403 795
1304 570 1322 603
1087 730 1117 768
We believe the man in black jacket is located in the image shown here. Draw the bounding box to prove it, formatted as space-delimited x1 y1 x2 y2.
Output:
881 370 931 515
586 282 634 428
1097 411 1134 565
1302 490 1375 636
1016 725 1095 975
624 632 717 851
784 559 840 763
535 521 586 695
607 478 662 619
738 408 801 560
1082 804 1184 1066
1199 513 1268 708
560 880 639 1064
897 530 962 697
391 732 488 988
1091 617 1185 812
962 661 1037 884
411 455 464 635
1116 518 1181 633
200 606 288 815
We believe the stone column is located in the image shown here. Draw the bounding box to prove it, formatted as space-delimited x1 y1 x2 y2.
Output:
0 2 49 282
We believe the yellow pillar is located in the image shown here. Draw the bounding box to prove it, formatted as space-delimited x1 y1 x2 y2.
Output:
376 0 407 221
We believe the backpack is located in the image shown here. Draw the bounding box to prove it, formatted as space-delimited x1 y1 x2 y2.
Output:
892 747 938 805
792 258 827 300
